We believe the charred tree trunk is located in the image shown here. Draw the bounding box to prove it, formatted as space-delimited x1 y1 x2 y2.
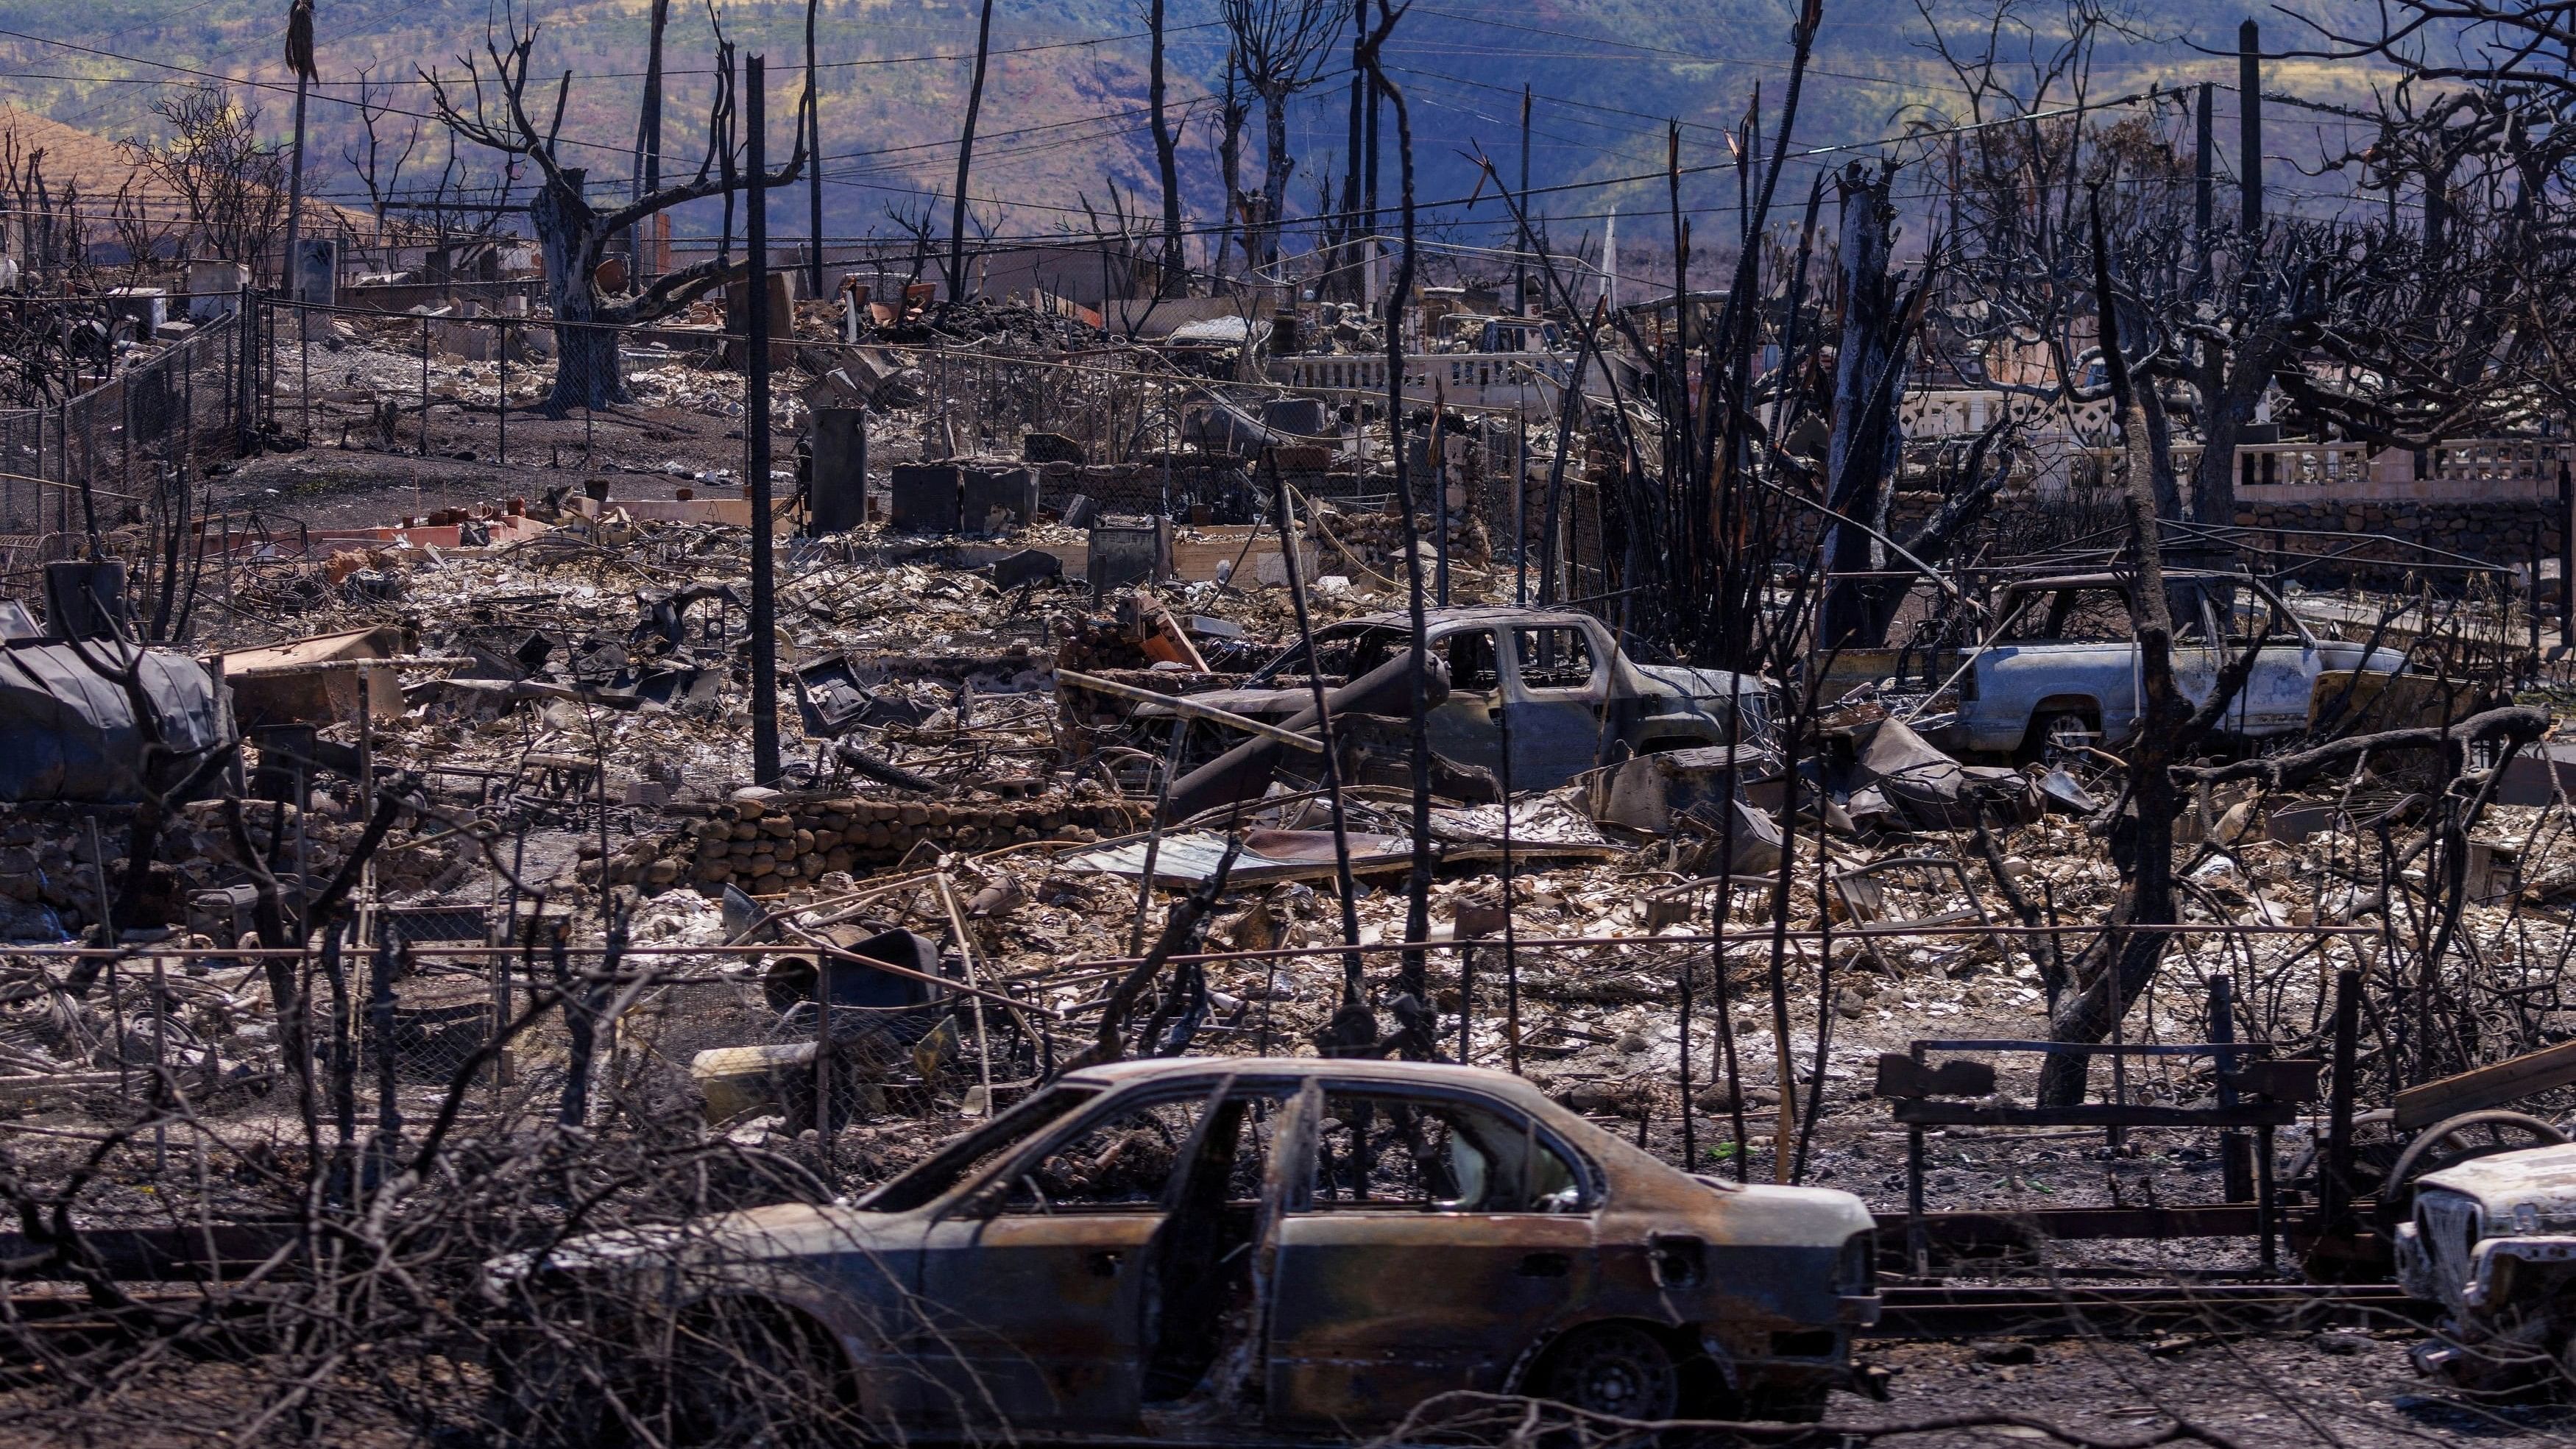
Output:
630 0 670 282
2181 333 2285 528
532 168 629 414
1216 59 1246 283
1817 161 1908 651
1257 93 1293 274
946 0 997 300
1150 0 1186 296
2038 193 2186 1108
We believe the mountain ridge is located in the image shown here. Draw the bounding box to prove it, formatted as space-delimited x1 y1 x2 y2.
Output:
0 0 2396 266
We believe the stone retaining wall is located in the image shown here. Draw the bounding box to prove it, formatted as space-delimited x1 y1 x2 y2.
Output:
609 790 1153 894
2232 499 2560 572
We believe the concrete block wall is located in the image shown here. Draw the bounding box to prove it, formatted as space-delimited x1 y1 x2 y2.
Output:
2233 499 2563 571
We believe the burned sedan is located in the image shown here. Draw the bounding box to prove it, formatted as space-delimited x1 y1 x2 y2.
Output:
2396 1140 2576 1389
487 1059 1878 1444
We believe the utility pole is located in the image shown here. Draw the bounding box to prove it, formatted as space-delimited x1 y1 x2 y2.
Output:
1342 2 1363 302
1515 86 1531 315
1364 74 1380 305
806 1 825 298
747 57 781 785
1602 206 1617 311
2194 82 2213 238
2238 20 2262 232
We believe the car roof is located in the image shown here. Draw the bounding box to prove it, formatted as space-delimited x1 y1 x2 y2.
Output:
2003 570 2255 593
1337 607 1602 631
1059 1055 1557 1102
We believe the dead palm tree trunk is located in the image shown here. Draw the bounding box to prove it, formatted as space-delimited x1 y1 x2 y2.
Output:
282 0 316 321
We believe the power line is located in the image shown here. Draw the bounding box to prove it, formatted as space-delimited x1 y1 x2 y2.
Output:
299 18 1235 85
0 26 637 161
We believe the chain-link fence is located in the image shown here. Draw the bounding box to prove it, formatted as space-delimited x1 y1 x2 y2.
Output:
0 307 251 612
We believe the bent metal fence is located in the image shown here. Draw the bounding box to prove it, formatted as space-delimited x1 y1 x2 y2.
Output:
0 300 255 631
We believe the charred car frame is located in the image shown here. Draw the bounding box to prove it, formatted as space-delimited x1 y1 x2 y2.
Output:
486 1058 1878 1443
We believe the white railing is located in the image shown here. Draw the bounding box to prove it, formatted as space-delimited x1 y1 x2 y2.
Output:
1271 350 1629 410
2234 439 2565 502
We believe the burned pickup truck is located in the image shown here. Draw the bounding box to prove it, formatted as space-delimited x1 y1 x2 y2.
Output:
487 1058 1880 1445
1125 608 1774 815
1936 571 2408 760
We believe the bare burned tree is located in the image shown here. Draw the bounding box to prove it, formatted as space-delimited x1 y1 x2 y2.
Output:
0 131 83 280
1933 0 2555 529
1815 160 1931 651
946 0 998 300
1221 0 1345 277
342 68 422 245
1209 52 1251 282
422 3 812 415
120 86 289 280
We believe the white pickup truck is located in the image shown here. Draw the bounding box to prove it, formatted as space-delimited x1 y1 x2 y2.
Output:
1946 571 2409 759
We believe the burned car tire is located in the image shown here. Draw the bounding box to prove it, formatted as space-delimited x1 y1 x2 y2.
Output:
489 1303 857 1449
664 1301 860 1448
2017 711 2099 768
1532 1322 1682 1421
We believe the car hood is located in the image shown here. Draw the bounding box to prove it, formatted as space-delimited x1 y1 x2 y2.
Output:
485 1203 912 1286
2418 1142 2576 1214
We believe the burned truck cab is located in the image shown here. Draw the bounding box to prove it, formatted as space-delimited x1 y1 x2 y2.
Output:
2396 1143 2576 1387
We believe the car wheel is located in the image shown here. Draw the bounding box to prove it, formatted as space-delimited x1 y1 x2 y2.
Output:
1535 1322 1681 1420
486 1342 626 1449
665 1303 855 1448
2023 712 2098 768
